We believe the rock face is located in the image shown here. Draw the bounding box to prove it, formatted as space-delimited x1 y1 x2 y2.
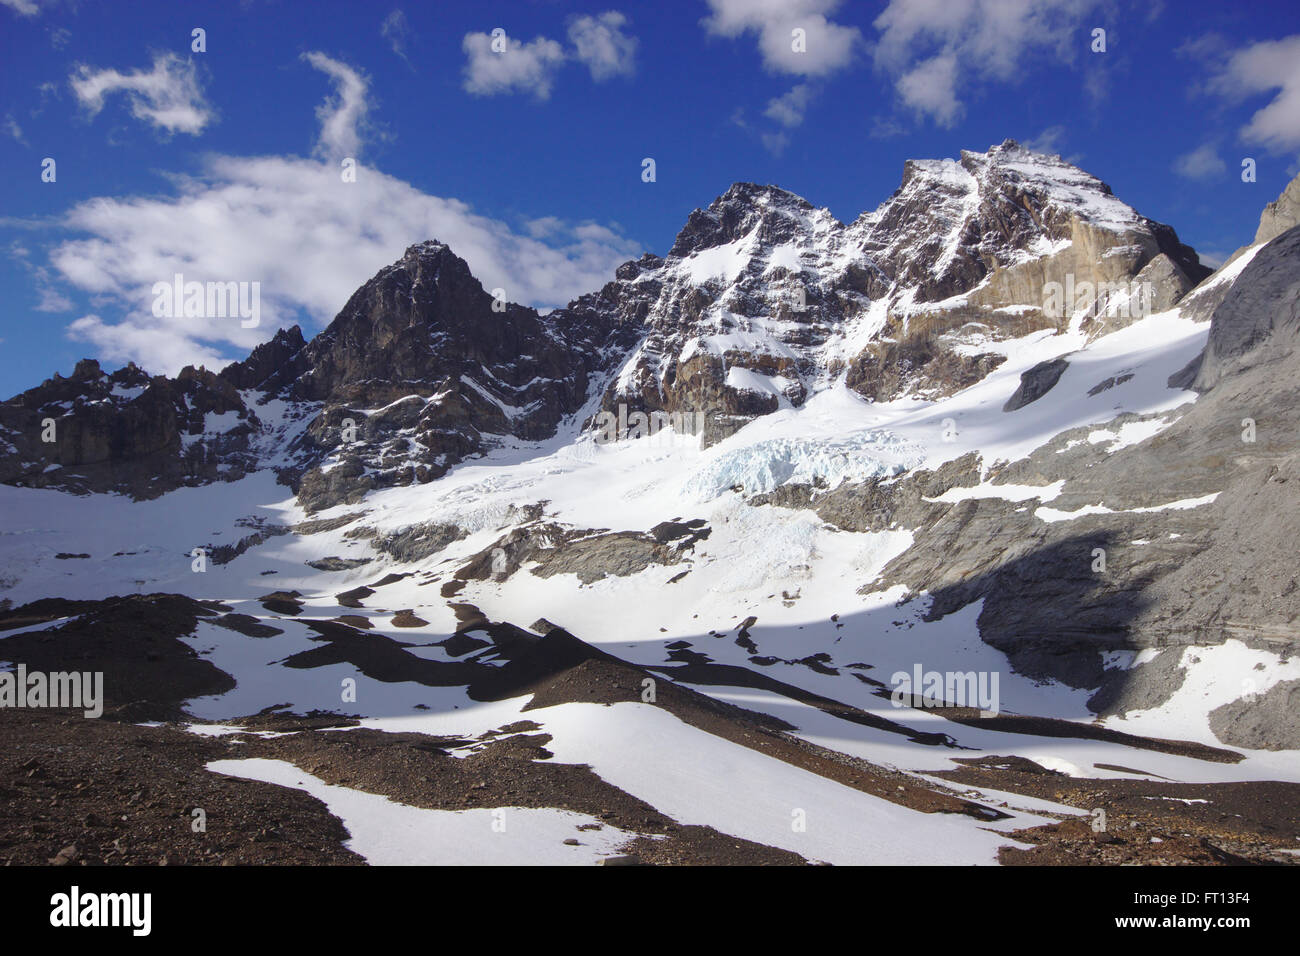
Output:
586 182 867 445
854 141 1205 307
1255 171 1300 246
260 241 642 510
847 218 1300 745
852 141 1207 364
0 359 263 497
1003 358 1069 411
585 141 1207 445
1210 680 1300 751
1189 225 1300 391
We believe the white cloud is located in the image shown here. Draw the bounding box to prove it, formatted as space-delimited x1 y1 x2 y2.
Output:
869 115 907 139
462 30 566 99
1023 125 1084 164
1174 143 1227 181
8 241 77 314
36 286 74 312
702 0 860 76
4 114 26 144
1207 34 1300 153
761 131 790 156
461 13 638 99
525 216 563 238
871 0 1100 127
69 53 213 135
764 83 813 127
381 9 413 67
1 0 43 15
48 156 643 375
568 11 637 80
67 313 230 375
302 52 370 160
1023 125 1066 155
896 52 960 126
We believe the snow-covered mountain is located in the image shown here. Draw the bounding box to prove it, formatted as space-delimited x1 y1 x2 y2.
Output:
2 142 1299 867
1 140 1208 503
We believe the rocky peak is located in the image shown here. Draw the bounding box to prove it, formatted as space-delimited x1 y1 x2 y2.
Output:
852 140 1206 310
0 354 262 497
71 358 105 382
282 240 643 510
288 239 519 405
668 182 822 257
1255 170 1300 246
219 325 307 393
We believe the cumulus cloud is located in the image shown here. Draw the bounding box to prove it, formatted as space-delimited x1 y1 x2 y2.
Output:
764 83 814 127
568 11 637 80
1174 143 1227 181
302 52 370 160
896 52 960 126
461 12 637 98
702 0 860 76
66 312 231 375
1207 34 1300 153
462 30 566 99
871 0 1100 127
69 52 213 135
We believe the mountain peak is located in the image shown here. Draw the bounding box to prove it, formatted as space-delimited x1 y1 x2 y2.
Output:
401 239 452 260
669 182 819 257
714 181 810 207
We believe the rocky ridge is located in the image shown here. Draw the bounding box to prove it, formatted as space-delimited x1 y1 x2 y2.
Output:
1 141 1208 506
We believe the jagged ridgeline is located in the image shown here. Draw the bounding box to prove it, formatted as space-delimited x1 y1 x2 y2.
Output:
0 140 1210 511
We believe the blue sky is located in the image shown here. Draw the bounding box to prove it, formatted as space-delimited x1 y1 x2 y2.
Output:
2 0 1300 395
